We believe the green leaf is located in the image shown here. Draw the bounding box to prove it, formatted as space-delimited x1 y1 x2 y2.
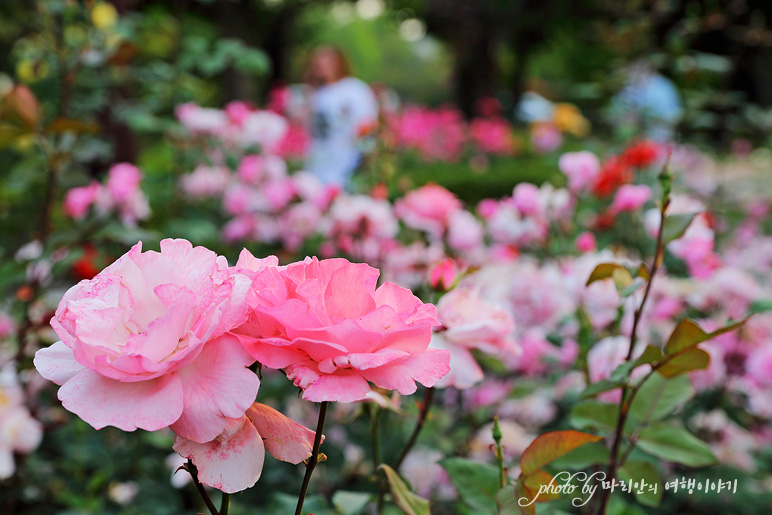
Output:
520 431 603 476
570 401 618 432
440 458 499 512
379 465 430 515
658 348 710 377
496 485 519 515
749 299 772 314
662 213 697 243
580 379 624 399
636 422 717 467
635 345 663 367
586 263 626 286
333 490 372 515
619 460 663 507
618 277 645 297
629 374 693 424
550 442 610 469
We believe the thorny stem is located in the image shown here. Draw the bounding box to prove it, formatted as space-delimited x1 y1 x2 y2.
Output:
597 162 672 515
185 460 219 515
394 387 436 472
295 401 329 515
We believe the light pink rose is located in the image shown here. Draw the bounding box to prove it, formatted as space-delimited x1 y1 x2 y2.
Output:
175 102 229 135
530 123 563 154
431 285 518 390
63 182 100 219
447 210 485 252
436 286 517 356
180 165 230 198
0 364 43 479
34 239 264 443
609 184 652 214
394 184 462 239
512 183 543 217
174 402 317 493
235 256 450 402
558 151 600 192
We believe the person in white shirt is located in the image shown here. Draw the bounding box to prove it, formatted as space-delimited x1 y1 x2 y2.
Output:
304 47 378 188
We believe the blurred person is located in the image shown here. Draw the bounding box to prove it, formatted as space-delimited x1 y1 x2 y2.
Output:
304 46 378 188
610 59 683 141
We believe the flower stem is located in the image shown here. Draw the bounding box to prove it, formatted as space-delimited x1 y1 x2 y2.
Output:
596 162 672 515
295 401 329 515
395 387 435 472
492 416 506 489
220 493 230 515
185 459 219 515
370 405 385 514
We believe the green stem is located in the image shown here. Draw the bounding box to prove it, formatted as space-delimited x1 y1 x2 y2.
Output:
395 387 436 472
220 493 230 515
295 401 329 515
370 405 385 514
597 167 671 515
493 416 506 489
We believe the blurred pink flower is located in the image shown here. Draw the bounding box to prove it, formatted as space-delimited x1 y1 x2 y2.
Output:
558 151 601 192
609 184 651 214
63 182 100 220
394 184 462 239
469 117 516 155
575 232 597 253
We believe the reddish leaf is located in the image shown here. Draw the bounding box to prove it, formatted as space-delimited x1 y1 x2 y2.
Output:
4 84 40 128
520 430 603 476
522 469 560 503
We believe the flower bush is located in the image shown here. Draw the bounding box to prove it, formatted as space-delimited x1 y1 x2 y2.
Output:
2 26 772 512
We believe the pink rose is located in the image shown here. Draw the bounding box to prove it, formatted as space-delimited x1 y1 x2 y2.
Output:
224 100 254 126
394 184 462 239
558 151 600 192
575 232 597 253
63 182 100 219
609 184 652 214
235 256 450 402
34 239 263 443
106 163 142 204
429 258 458 291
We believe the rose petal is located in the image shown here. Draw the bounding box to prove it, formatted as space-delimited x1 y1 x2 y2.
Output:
57 368 183 432
247 403 318 464
173 416 265 494
171 334 259 443
33 341 85 385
